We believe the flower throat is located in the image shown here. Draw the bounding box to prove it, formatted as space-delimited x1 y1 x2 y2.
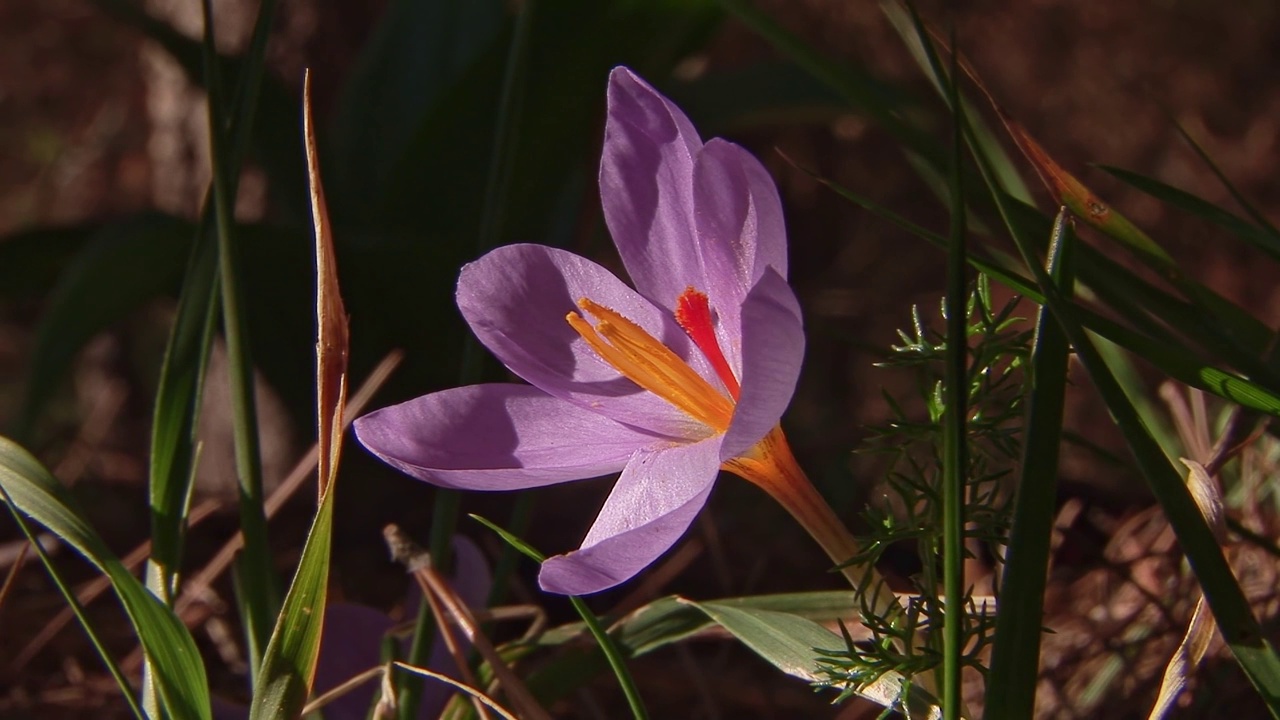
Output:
566 287 739 432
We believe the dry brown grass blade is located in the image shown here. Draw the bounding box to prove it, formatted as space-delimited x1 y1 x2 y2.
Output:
305 68 349 501
385 524 553 720
391 662 520 720
1147 458 1227 720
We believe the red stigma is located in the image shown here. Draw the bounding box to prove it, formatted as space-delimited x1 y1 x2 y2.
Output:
675 288 741 400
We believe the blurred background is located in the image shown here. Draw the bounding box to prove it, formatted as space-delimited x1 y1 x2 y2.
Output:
2 0 1279 717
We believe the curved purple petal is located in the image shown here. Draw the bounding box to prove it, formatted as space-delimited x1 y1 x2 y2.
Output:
456 243 716 439
693 139 789 375
600 67 708 309
720 269 805 459
538 436 721 595
354 384 658 490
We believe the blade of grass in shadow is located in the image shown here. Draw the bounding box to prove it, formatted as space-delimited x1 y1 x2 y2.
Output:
1097 165 1280 263
1171 120 1280 243
472 514 650 720
717 0 942 170
0 437 211 720
880 1 1031 205
11 215 193 444
249 72 347 719
795 163 1280 417
200 0 276 676
329 0 503 215
984 209 1074 720
964 102 1280 718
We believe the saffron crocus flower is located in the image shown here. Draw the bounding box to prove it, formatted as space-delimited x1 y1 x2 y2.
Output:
355 67 868 597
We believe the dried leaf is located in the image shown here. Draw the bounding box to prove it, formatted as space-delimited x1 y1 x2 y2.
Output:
304 69 350 499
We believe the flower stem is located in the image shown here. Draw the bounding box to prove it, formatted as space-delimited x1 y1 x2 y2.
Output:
727 427 900 621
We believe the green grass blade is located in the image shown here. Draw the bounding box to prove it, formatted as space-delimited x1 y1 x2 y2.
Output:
148 0 281 621
717 0 942 168
879 1 1031 205
248 488 335 720
472 514 650 720
147 237 218 603
984 210 1074 720
923 22 969 717
806 173 1280 416
974 135 1280 718
11 215 193 443
1098 165 1280 263
1171 120 1280 242
200 0 276 675
0 436 212 720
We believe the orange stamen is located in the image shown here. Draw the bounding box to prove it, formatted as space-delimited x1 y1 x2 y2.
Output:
674 288 741 400
568 299 734 432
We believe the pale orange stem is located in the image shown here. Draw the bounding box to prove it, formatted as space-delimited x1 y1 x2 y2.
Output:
725 426 900 621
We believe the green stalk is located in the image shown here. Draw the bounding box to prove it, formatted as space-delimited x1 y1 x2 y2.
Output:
939 33 967 719
200 0 275 677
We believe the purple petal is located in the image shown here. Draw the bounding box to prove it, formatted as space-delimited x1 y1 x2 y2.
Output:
354 384 658 490
693 139 788 376
456 243 715 439
600 67 709 309
720 269 805 459
312 603 395 720
538 436 721 595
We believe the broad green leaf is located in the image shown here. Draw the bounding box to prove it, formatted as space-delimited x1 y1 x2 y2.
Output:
330 0 505 215
0 223 97 300
0 436 211 720
686 601 842 682
689 600 940 716
14 214 194 441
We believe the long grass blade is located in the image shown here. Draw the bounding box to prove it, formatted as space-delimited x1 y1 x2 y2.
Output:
0 437 211 720
799 168 1280 417
968 111 1280 718
249 72 348 719
933 26 968 719
984 209 1074 720
199 0 276 676
1098 165 1280 262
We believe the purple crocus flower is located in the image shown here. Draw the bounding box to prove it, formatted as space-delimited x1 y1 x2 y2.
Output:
355 67 827 596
